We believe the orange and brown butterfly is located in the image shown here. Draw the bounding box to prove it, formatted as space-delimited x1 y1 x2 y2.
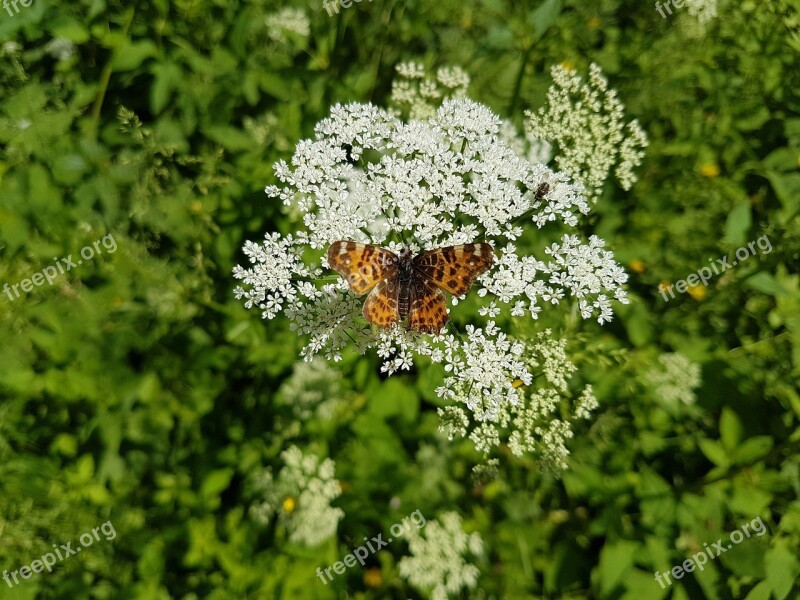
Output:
326 240 495 334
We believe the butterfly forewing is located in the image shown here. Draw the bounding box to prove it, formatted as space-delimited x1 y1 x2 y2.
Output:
407 279 449 334
412 243 495 296
362 278 401 327
327 241 399 296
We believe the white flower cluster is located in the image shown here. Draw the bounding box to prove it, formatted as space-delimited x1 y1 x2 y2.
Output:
277 357 344 420
390 62 470 120
235 101 626 354
234 67 642 463
234 233 323 321
480 234 626 322
249 446 344 546
437 321 530 427
1 41 21 56
439 330 598 472
265 8 310 43
647 352 702 407
398 512 483 600
498 119 554 166
526 63 648 199
44 38 76 62
686 0 718 24
244 112 278 146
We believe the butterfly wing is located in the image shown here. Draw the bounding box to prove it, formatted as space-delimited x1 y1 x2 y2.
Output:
362 277 401 327
412 243 495 296
327 241 399 296
407 278 449 334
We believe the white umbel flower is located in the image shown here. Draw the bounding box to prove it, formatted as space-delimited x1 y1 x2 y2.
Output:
399 512 483 600
277 358 344 420
686 0 718 24
438 330 599 471
647 353 702 406
526 63 648 200
248 446 343 546
235 99 625 363
234 77 642 463
265 8 310 43
391 62 470 120
44 38 76 62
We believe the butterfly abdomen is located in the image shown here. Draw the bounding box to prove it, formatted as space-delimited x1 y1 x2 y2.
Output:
397 255 414 319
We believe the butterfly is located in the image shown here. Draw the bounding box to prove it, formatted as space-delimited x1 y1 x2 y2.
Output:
327 241 495 334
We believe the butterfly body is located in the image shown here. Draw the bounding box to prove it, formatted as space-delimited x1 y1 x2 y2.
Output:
395 250 416 319
327 241 494 334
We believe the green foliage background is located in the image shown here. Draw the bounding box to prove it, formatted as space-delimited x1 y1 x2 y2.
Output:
1 0 799 598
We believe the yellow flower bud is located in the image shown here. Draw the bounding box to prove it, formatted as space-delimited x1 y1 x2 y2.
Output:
364 567 382 587
687 284 706 300
628 259 646 273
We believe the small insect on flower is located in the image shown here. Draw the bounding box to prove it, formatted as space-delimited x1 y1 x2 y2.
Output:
534 182 550 201
327 241 495 334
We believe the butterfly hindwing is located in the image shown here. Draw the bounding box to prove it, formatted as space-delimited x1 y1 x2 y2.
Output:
407 278 449 334
362 277 401 327
412 243 495 296
327 241 399 296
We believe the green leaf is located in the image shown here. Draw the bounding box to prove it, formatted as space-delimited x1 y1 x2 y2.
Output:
724 203 751 246
763 147 799 171
743 581 772 600
765 171 800 220
112 40 158 71
720 530 768 578
694 559 722 600
727 487 772 517
598 540 638 597
764 540 800 600
698 439 729 467
203 126 254 152
201 468 235 499
530 0 563 40
50 17 90 43
719 408 743 451
732 436 773 464
368 377 419 423
150 63 183 114
621 569 668 600
745 272 788 296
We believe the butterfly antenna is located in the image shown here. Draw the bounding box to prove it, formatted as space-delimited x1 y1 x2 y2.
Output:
342 328 359 346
